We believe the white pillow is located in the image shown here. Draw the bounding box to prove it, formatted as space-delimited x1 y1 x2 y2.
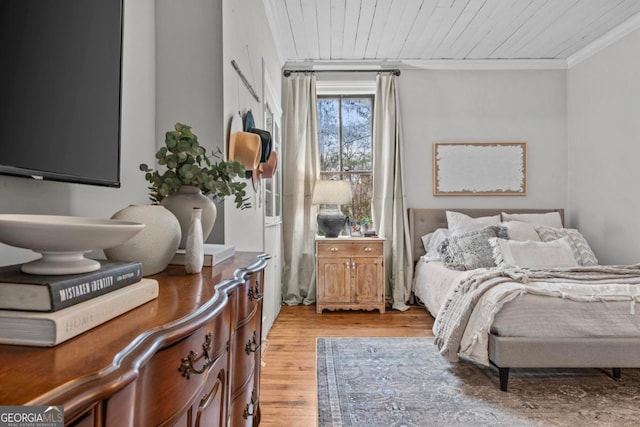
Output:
421 228 450 261
446 211 500 235
501 211 563 228
421 234 431 252
535 226 598 266
489 237 579 269
501 221 541 242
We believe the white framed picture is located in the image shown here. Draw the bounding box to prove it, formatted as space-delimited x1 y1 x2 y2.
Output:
433 142 527 196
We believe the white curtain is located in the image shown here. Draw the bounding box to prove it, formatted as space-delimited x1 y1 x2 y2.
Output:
281 75 320 305
371 74 413 311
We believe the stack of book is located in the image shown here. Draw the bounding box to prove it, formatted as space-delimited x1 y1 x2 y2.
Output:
0 260 158 347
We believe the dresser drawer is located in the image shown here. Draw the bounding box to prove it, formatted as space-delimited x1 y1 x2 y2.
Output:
229 373 257 427
230 314 259 396
235 275 262 326
133 308 230 425
317 241 383 257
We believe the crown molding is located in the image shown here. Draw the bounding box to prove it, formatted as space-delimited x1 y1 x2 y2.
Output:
284 59 567 72
567 11 640 68
401 59 567 70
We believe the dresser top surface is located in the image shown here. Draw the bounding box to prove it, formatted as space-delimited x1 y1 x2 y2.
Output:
315 236 385 242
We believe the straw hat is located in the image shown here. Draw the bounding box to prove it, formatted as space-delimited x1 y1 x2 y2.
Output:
229 131 261 171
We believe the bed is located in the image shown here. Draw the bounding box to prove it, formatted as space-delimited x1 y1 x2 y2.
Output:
408 208 640 391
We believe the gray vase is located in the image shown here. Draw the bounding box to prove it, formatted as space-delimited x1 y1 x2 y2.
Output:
104 204 181 276
161 185 217 249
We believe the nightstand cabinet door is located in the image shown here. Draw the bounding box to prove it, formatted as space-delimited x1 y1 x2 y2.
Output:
317 257 351 304
353 257 383 305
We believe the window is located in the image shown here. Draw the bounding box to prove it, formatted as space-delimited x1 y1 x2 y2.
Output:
317 95 373 224
263 69 282 225
263 103 281 223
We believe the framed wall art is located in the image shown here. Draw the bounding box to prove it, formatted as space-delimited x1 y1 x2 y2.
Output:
433 142 527 196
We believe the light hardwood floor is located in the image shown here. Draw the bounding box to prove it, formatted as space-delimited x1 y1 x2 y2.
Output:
259 304 435 426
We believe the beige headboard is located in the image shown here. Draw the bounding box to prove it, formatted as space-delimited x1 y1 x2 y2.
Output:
408 208 565 264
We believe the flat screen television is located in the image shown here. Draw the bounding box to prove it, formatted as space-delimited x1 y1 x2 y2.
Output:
0 0 124 187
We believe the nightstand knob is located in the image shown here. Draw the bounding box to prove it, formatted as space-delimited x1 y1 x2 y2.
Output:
330 247 339 252
364 247 372 252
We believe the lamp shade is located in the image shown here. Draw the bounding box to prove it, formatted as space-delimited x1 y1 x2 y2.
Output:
312 180 352 205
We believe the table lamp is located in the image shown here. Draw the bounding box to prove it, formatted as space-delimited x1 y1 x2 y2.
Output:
312 180 352 237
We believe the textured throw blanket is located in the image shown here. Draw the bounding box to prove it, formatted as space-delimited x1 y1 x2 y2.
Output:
433 264 640 363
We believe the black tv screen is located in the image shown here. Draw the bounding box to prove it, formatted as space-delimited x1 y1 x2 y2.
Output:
0 0 123 187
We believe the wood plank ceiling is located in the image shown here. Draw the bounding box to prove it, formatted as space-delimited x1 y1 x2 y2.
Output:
265 0 640 65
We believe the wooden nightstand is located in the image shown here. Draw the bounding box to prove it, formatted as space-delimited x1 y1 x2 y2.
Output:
316 237 385 313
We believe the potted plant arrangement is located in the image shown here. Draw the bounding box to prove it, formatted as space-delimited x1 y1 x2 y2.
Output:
144 122 250 248
144 123 249 207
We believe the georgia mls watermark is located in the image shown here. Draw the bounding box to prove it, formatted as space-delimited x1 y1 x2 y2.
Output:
0 406 63 427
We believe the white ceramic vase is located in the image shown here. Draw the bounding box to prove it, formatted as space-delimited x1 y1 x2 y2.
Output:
104 204 181 276
185 207 204 274
161 185 217 249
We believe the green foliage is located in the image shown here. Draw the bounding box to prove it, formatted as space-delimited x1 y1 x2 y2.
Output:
144 123 250 209
360 215 372 225
318 96 373 172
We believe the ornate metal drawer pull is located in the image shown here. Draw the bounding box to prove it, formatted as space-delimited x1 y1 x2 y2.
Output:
330 247 339 252
245 331 261 355
364 247 372 252
248 281 263 301
179 332 213 379
243 391 258 419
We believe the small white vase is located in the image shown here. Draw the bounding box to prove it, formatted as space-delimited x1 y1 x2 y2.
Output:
104 204 181 276
161 185 217 249
185 207 204 274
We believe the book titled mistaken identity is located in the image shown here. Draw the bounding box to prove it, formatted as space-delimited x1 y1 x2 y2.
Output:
0 278 159 347
0 260 143 312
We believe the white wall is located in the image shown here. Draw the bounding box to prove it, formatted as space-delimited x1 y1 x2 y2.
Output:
0 0 156 266
221 0 284 338
401 69 568 212
568 28 640 264
222 0 283 251
155 0 226 243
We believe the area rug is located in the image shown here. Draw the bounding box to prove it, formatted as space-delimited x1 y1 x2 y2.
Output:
317 337 640 427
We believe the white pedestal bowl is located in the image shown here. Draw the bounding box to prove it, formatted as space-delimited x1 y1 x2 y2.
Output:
0 214 144 275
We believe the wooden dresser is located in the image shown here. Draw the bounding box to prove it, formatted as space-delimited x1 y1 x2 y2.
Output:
316 237 385 313
0 252 268 427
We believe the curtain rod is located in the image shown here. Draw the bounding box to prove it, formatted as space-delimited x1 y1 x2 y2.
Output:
283 69 401 77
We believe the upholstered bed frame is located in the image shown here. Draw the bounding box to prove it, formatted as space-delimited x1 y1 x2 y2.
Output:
408 208 640 391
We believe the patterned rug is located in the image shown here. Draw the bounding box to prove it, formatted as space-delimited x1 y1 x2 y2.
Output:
317 337 640 427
